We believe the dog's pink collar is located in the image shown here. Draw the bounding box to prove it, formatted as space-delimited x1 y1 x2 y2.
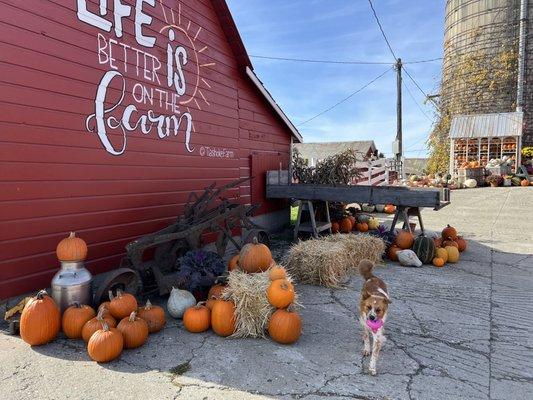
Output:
365 319 384 333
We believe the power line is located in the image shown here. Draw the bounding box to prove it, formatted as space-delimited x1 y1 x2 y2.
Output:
297 67 393 126
249 55 442 65
367 0 397 61
402 66 431 101
403 80 433 122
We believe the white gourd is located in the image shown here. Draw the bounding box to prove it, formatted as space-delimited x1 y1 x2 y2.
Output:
167 287 196 319
397 250 423 267
464 179 477 188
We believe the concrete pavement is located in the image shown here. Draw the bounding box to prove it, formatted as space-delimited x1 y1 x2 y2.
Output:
1 187 532 399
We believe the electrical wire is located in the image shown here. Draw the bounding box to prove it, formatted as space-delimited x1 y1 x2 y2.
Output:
249 55 443 65
403 80 433 122
297 67 393 126
367 0 398 61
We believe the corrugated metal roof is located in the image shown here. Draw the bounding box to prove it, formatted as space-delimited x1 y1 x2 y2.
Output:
294 141 377 160
450 112 523 139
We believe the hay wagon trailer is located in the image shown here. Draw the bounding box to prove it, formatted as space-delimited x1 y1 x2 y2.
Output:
266 171 451 239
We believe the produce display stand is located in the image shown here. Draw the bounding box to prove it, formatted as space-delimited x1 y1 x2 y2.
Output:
267 171 450 237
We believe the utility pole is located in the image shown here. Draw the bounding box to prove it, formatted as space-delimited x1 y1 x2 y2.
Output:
395 58 403 165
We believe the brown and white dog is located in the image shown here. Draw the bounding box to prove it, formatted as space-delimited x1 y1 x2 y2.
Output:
359 259 390 375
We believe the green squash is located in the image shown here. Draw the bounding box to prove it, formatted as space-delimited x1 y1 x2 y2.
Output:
412 235 436 264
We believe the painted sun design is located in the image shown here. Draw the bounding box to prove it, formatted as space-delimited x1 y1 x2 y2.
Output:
158 0 214 113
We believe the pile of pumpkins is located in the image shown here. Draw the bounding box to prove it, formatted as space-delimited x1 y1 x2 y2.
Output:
181 238 302 345
388 224 467 268
331 214 381 234
19 289 166 363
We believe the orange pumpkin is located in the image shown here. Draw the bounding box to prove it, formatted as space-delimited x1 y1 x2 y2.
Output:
348 215 356 227
87 321 124 363
56 231 88 261
442 225 458 240
268 309 302 344
432 257 445 267
228 255 239 271
442 238 458 248
267 279 295 309
211 300 236 337
331 221 340 233
521 179 530 187
239 237 273 273
206 298 217 311
434 238 443 248
117 311 149 349
384 204 396 214
62 303 96 339
339 217 352 233
20 290 61 346
108 289 137 320
82 308 117 343
395 230 414 249
356 222 369 232
435 247 448 263
388 245 401 261
183 303 211 333
269 264 287 281
455 236 468 252
137 300 166 333
208 284 226 300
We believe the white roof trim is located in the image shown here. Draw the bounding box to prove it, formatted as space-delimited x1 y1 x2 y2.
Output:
246 66 303 143
450 112 523 139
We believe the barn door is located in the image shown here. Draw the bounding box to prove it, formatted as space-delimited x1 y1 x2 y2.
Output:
251 152 288 215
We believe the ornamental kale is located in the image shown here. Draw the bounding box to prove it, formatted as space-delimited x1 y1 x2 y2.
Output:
176 250 226 293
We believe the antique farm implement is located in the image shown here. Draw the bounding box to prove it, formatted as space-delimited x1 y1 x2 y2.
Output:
266 170 450 239
93 178 265 303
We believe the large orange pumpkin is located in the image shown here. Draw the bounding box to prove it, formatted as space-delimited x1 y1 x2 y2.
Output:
356 222 369 232
87 322 124 363
62 303 96 339
267 279 295 309
455 236 468 252
442 225 458 240
56 231 88 261
20 290 61 346
388 245 401 261
211 300 236 337
117 311 149 349
137 300 166 333
183 303 211 333
339 217 352 233
395 230 414 249
82 308 117 343
228 255 239 271
108 289 137 320
268 309 302 344
239 237 273 273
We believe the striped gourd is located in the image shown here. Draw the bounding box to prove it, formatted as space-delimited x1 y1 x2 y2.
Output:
412 236 436 264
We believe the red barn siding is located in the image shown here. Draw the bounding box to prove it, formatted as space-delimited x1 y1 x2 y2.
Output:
0 0 293 299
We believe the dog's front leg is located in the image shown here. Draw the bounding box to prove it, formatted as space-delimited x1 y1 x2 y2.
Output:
368 330 386 375
362 329 371 356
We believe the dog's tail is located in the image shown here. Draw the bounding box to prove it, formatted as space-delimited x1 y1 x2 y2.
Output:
359 259 375 280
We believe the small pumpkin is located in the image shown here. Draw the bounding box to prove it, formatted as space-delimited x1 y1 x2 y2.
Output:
456 236 468 252
434 238 443 248
435 247 448 263
87 321 124 363
108 289 137 320
62 303 96 339
137 300 166 333
331 222 340 233
82 308 117 343
117 311 149 349
239 237 273 273
384 204 396 214
267 279 295 309
445 246 460 263
208 284 226 300
228 255 239 271
211 299 236 337
367 217 379 230
388 245 401 261
20 290 61 346
167 287 196 319
356 222 369 232
442 237 458 248
339 217 353 233
56 231 88 261
269 264 287 281
521 179 530 187
432 257 445 267
395 230 414 250
268 309 302 344
183 303 211 333
442 225 458 240
347 215 356 227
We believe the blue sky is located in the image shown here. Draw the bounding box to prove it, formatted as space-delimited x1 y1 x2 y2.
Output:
226 0 445 158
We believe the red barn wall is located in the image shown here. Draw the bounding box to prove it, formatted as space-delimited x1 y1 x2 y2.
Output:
0 0 292 299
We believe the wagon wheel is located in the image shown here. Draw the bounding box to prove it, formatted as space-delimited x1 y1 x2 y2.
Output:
93 268 141 305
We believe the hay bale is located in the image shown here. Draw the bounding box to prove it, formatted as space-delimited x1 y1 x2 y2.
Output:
284 234 385 288
222 269 297 338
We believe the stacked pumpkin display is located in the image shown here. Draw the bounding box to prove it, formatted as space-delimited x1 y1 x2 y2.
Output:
387 224 467 268
331 213 381 234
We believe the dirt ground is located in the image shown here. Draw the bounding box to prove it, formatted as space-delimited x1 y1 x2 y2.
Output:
1 187 532 400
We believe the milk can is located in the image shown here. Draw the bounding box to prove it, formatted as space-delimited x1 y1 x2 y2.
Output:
52 261 92 312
